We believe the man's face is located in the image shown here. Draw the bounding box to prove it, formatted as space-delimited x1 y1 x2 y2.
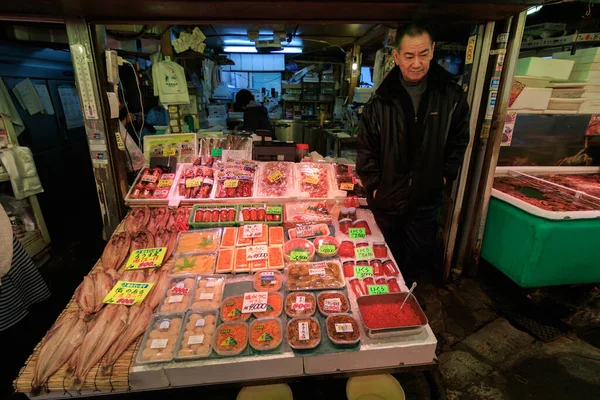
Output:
393 33 435 82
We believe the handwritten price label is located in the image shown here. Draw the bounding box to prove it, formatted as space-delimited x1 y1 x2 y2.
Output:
335 323 354 333
267 170 283 183
266 206 282 215
241 292 268 313
247 245 268 261
243 224 263 238
340 182 355 191
318 244 337 255
309 267 326 276
355 246 375 260
162 147 177 157
292 302 312 311
141 174 158 183
290 251 309 261
298 321 309 340
323 298 341 312
367 284 389 295
186 177 202 188
102 281 154 306
157 179 173 188
348 228 366 239
354 265 373 278
224 179 239 188
305 176 319 185
125 247 167 270
211 148 223 157
295 225 314 238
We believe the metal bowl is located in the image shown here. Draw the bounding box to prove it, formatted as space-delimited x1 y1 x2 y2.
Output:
356 292 428 338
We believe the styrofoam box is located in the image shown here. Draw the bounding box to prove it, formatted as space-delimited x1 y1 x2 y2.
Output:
550 87 586 99
547 98 584 111
570 70 600 82
572 63 600 73
554 49 600 64
516 57 575 80
510 87 552 110
514 75 551 88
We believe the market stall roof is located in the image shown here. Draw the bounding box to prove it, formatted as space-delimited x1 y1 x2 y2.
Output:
0 0 539 24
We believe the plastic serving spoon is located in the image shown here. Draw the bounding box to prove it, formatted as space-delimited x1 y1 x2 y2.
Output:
399 282 417 311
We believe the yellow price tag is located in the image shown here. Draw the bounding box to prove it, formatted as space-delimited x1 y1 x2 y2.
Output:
125 247 167 270
267 170 283 183
224 179 239 188
340 182 355 191
102 281 154 306
114 131 125 151
305 176 319 185
157 179 173 188
162 148 177 157
186 178 202 188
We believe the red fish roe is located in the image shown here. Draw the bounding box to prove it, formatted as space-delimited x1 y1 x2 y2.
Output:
360 302 422 329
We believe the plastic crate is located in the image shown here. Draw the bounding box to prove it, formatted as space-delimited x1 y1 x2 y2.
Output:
188 204 240 229
237 203 283 226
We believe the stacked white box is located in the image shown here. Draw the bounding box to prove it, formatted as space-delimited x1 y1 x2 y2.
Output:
554 47 600 112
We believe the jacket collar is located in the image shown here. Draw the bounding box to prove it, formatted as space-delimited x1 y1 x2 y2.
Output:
376 63 453 100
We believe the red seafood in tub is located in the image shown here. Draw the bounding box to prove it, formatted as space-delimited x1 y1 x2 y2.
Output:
373 242 388 258
257 208 266 221
338 241 355 258
338 218 352 235
242 208 250 221
383 259 399 276
363 276 375 289
352 219 371 235
370 259 383 276
202 210 212 222
227 208 236 221
376 277 387 285
313 236 339 258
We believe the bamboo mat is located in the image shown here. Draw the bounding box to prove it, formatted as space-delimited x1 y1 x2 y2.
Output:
14 215 178 396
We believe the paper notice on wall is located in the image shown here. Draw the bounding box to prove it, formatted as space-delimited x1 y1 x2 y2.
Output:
34 83 54 115
58 86 84 129
12 78 43 115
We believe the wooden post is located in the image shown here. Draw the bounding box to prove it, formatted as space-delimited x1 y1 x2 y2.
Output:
161 27 174 59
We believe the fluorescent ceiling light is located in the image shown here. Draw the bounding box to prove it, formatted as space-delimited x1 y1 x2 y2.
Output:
223 46 302 54
527 5 542 15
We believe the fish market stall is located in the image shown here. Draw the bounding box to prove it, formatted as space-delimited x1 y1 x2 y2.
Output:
14 161 437 399
482 167 600 287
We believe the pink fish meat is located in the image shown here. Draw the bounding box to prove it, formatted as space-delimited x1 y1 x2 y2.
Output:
120 270 146 283
155 228 177 262
130 230 155 253
124 207 150 234
75 272 115 318
101 232 131 271
148 207 170 235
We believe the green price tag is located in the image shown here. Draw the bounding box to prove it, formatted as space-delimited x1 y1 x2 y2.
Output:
354 265 373 279
318 245 337 255
211 148 223 157
266 205 282 215
355 246 375 260
348 228 366 239
290 251 308 261
368 285 389 295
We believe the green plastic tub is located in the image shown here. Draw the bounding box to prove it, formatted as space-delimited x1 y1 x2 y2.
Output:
481 197 600 287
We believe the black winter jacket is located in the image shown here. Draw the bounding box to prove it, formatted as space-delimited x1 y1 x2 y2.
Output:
356 64 470 216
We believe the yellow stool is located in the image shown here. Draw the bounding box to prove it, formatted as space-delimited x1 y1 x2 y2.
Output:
237 383 293 400
346 374 405 400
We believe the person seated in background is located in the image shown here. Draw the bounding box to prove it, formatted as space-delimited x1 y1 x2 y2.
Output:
234 89 271 134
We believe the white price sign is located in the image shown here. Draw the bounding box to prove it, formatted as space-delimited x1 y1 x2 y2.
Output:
298 321 310 340
335 323 354 333
243 224 263 238
199 292 214 300
324 298 341 312
309 264 327 276
150 338 168 349
295 225 314 238
241 292 268 314
187 334 205 345
246 245 268 261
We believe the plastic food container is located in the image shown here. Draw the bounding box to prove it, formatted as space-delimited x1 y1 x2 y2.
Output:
317 291 351 316
283 238 316 262
286 317 321 350
253 291 283 319
221 227 238 248
313 236 339 258
339 218 352 235
249 317 283 351
213 321 249 356
373 242 388 258
253 270 283 292
220 295 251 322
216 248 234 273
175 311 217 359
285 292 316 318
257 162 294 198
190 275 225 311
267 246 285 270
352 219 371 235
295 162 332 199
137 313 183 364
338 240 355 258
325 314 361 345
239 203 284 225
234 247 250 273
176 229 222 254
269 226 285 246
170 252 216 275
286 260 345 291
288 223 330 240
189 204 238 228
158 276 196 314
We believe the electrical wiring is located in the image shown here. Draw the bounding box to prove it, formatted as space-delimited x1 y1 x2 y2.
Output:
118 82 140 143
123 59 145 144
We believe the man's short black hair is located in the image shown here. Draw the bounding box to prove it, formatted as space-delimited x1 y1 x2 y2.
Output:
394 23 435 49
235 89 255 111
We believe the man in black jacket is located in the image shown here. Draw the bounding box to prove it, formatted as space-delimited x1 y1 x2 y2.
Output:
356 23 470 281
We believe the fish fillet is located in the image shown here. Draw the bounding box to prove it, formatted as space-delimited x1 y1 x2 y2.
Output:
144 270 169 310
124 207 150 234
101 304 153 375
155 228 177 262
148 207 170 235
130 230 155 253
101 232 131 271
31 312 87 395
120 269 146 283
73 305 128 386
92 272 114 313
75 276 95 314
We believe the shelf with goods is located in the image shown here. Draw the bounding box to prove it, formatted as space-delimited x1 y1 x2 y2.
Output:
14 159 436 398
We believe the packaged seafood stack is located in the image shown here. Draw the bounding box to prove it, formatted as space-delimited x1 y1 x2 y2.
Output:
175 311 217 359
287 317 321 350
125 167 175 204
222 134 253 161
325 314 360 346
220 295 251 322
294 162 336 200
214 161 256 200
238 203 283 225
157 276 196 314
286 260 346 291
255 161 296 200
332 163 368 199
170 252 217 275
283 200 337 229
190 275 225 311
136 314 184 364
213 321 249 356
175 229 221 254
170 163 216 205
249 318 283 351
198 136 227 165
189 204 238 228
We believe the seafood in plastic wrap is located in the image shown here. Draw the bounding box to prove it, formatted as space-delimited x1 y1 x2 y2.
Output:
130 230 155 253
215 161 256 199
283 201 335 228
178 165 215 199
257 162 294 198
31 311 87 395
128 168 166 200
332 163 367 197
295 162 331 198
101 232 131 271
154 227 177 262
171 207 191 232
124 207 151 233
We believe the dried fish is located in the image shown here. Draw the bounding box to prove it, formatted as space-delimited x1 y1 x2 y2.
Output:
155 227 177 262
101 232 131 271
130 230 155 253
124 207 150 234
144 270 169 310
148 207 170 235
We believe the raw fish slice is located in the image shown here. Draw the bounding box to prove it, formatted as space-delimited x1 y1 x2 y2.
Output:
31 312 87 395
73 305 128 387
124 207 150 234
75 276 95 314
101 305 153 375
92 272 114 313
120 270 146 283
155 228 177 262
144 269 169 310
148 207 170 235
130 230 155 253
101 232 131 271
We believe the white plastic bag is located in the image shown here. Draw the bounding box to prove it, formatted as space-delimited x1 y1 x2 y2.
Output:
154 56 190 105
0 146 44 199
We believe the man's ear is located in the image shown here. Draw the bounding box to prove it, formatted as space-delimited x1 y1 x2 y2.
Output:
431 42 436 55
392 48 401 66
